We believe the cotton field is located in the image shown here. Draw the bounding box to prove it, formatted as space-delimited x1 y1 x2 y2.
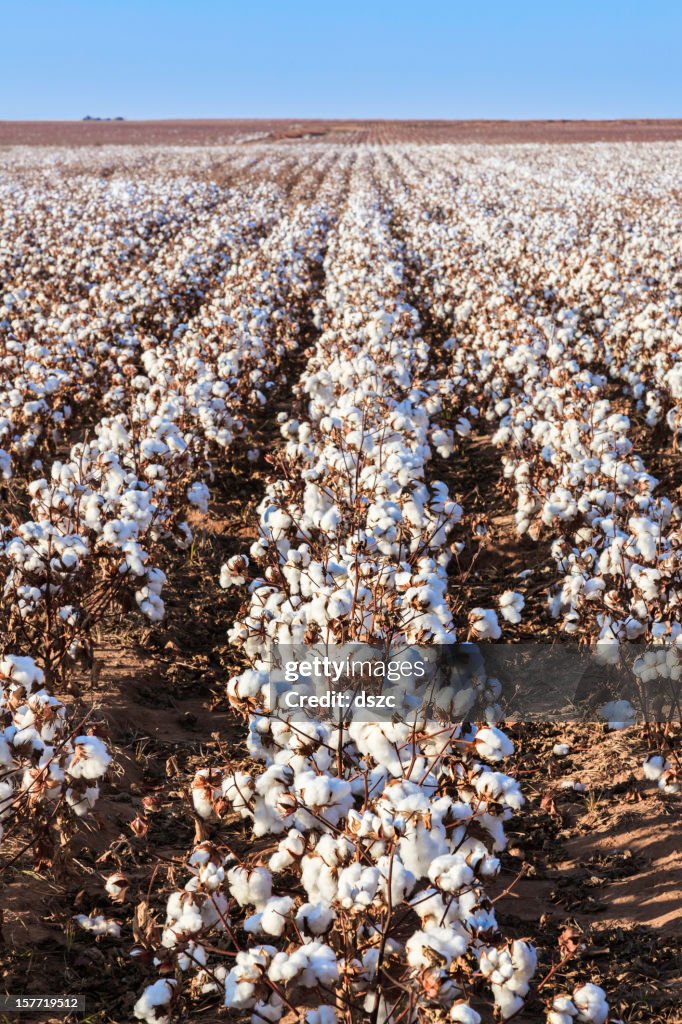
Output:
0 142 680 1023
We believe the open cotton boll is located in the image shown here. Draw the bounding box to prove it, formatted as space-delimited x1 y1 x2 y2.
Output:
227 865 272 910
306 1008 337 1024
133 978 176 1023
0 655 44 692
643 754 668 781
469 608 502 640
187 480 210 512
547 995 578 1024
267 941 339 988
73 913 121 938
67 735 111 779
135 586 166 622
572 983 609 1024
428 853 474 893
220 554 249 588
244 895 294 937
296 901 336 936
553 743 571 756
406 926 468 968
177 940 207 972
600 699 636 730
104 871 129 902
450 1004 481 1024
269 829 306 872
498 590 525 624
474 726 515 761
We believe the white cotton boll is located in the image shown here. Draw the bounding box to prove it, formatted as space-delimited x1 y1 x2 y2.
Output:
643 754 668 780
377 854 416 904
267 942 338 988
406 926 467 968
474 726 514 761
187 481 210 513
66 784 100 817
227 865 272 910
428 853 474 893
133 979 176 1023
0 736 12 767
319 505 341 536
658 769 681 795
296 901 336 936
327 588 353 620
163 888 204 944
469 608 502 640
269 829 306 873
548 995 578 1024
493 987 524 1019
250 995 283 1024
510 939 537 986
67 735 111 779
498 590 525 624
600 699 636 730
0 655 44 691
135 584 166 621
191 770 218 820
73 914 121 938
221 771 254 817
450 1004 481 1024
573 983 609 1024
553 743 571 756
306 1007 337 1024
245 895 294 937
267 509 292 540
177 940 207 972
220 554 249 588
431 427 455 457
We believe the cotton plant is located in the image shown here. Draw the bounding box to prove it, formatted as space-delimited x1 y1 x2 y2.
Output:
131 177 620 1024
0 654 111 862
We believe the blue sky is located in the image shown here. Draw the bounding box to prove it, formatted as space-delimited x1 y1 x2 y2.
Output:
2 0 681 120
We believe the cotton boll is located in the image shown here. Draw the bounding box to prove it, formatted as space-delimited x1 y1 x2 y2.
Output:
474 726 515 761
227 865 273 910
406 926 467 968
469 608 502 640
187 481 210 512
221 554 249 588
573 983 609 1024
267 941 339 988
225 947 274 1010
450 1004 481 1024
498 590 525 624
67 735 111 780
547 995 578 1024
296 901 336 936
104 871 130 902
245 895 294 937
74 914 121 938
600 699 636 730
428 853 474 893
642 754 668 781
133 979 176 1023
306 1007 337 1024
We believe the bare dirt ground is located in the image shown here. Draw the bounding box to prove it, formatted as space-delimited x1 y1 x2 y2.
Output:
3 119 682 147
